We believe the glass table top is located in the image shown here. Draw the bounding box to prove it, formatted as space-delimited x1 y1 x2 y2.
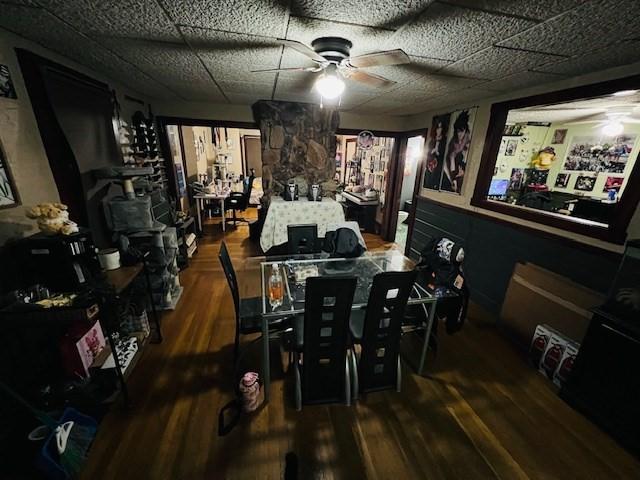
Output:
237 250 433 318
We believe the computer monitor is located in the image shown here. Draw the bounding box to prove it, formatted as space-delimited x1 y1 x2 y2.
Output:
488 179 509 197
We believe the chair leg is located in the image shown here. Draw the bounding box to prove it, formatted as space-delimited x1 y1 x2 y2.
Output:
345 354 351 407
294 352 302 411
350 347 359 401
418 302 436 375
233 328 240 367
396 355 402 393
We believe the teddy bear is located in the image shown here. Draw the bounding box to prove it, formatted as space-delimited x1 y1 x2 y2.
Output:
25 202 79 235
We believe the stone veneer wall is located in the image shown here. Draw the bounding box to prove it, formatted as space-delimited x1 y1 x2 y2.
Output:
252 100 340 200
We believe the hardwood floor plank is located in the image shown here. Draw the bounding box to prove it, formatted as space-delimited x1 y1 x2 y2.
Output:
80 217 640 480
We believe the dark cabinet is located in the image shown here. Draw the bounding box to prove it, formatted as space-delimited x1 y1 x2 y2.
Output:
560 309 640 456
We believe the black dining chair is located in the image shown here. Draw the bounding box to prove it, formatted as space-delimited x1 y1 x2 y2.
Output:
348 270 417 398
287 224 319 255
291 276 357 410
226 174 255 226
218 241 289 365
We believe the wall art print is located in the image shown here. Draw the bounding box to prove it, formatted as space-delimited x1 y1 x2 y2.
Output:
0 140 19 208
0 64 17 99
423 107 478 194
574 174 597 192
563 134 636 173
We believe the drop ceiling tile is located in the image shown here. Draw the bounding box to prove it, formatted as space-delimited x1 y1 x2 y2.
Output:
98 37 226 102
479 70 566 92
37 0 179 41
218 80 273 97
291 1 435 29
286 16 395 56
160 0 288 37
404 73 485 97
447 0 587 21
226 92 270 105
442 47 563 80
181 26 281 83
0 4 175 98
498 0 640 56
534 40 640 76
391 3 536 61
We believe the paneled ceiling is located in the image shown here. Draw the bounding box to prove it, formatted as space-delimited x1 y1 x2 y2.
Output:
1 0 639 115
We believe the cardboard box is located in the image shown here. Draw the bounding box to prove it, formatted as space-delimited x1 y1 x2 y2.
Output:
501 262 604 348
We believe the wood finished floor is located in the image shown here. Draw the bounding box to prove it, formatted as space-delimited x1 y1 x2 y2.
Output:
82 218 640 480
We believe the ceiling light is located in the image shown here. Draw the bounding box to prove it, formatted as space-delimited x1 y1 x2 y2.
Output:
315 65 345 100
602 120 624 136
613 89 638 97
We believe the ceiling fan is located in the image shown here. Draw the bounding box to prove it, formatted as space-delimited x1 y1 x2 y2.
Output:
566 105 640 136
251 37 411 100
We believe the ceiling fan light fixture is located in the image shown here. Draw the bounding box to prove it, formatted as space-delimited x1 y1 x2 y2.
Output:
613 89 638 97
315 72 345 100
602 120 624 136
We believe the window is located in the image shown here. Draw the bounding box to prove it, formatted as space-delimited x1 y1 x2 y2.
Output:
472 76 640 244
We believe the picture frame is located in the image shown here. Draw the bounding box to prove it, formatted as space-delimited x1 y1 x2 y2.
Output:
551 129 568 144
505 139 517 156
0 139 20 209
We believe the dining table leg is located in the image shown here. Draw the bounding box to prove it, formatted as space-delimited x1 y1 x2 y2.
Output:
418 300 437 375
220 198 226 232
196 198 203 234
262 317 270 402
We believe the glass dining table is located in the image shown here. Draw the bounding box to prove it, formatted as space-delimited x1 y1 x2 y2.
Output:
236 249 437 402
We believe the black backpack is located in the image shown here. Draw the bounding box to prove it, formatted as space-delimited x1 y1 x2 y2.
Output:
323 227 364 258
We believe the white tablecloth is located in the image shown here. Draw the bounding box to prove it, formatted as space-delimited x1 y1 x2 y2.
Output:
260 197 346 252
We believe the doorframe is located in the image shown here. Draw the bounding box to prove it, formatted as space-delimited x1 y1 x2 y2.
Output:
404 130 430 256
383 129 428 245
156 116 258 202
242 135 261 176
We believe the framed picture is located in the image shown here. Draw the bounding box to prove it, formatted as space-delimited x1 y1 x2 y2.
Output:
439 108 477 194
575 174 597 192
0 140 19 208
603 176 624 192
563 134 636 173
423 113 451 190
505 139 517 156
509 168 524 190
554 173 571 188
0 64 17 99
551 129 568 144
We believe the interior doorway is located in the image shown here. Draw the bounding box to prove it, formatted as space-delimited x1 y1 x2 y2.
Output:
390 132 426 250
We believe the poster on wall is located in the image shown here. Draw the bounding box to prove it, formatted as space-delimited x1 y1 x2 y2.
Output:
423 113 451 190
0 64 17 99
423 107 478 194
554 173 571 188
551 129 567 144
574 174 597 192
562 134 636 173
603 176 624 192
0 141 19 208
509 168 524 190
504 139 517 156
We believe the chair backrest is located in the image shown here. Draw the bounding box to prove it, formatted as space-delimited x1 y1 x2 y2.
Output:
287 224 319 255
218 241 240 316
302 276 357 405
358 270 417 393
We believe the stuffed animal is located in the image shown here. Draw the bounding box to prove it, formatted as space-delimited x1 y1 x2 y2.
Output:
531 146 556 170
25 202 79 235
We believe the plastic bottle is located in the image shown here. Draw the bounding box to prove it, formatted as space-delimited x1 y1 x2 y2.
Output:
268 263 283 309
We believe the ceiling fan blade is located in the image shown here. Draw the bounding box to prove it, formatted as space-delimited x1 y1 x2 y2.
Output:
346 70 397 89
251 66 320 73
280 39 326 63
348 49 410 68
565 120 602 125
